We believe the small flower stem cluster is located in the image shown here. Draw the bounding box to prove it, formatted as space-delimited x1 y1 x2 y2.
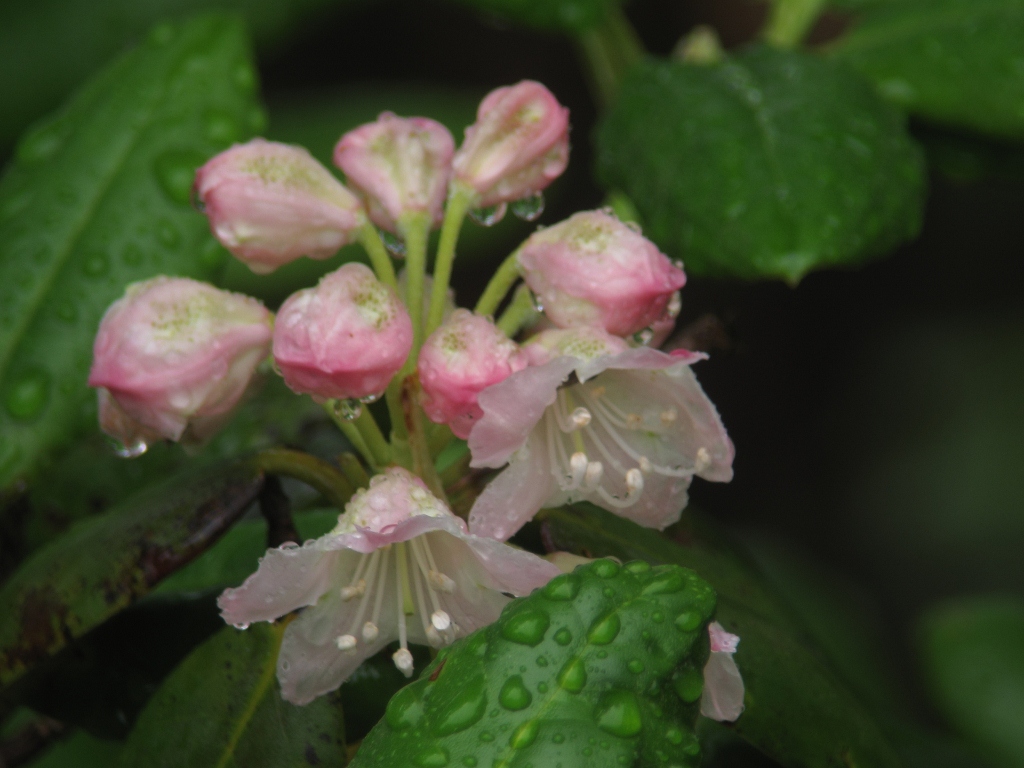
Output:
87 79 741 707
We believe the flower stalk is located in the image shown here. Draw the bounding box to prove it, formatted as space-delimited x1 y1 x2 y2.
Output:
427 186 473 336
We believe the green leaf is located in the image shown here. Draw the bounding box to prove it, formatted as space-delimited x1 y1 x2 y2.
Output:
595 46 925 282
351 559 716 768
832 0 1024 141
121 622 346 768
0 458 263 688
21 730 123 768
918 597 1024 767
443 0 621 32
0 14 263 491
541 504 901 768
0 0 360 150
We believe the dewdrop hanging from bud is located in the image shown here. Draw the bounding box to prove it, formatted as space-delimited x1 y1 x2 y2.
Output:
88 277 273 451
194 139 366 274
272 263 412 402
452 80 570 209
334 113 455 235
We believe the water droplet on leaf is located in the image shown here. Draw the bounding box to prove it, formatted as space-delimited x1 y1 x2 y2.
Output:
591 560 620 578
588 612 621 645
543 573 579 601
204 109 240 146
499 676 532 711
501 609 550 646
5 369 51 420
414 745 449 767
594 690 642 737
82 252 109 277
154 150 207 206
553 628 572 646
382 230 406 257
432 677 486 735
509 719 539 749
557 657 587 693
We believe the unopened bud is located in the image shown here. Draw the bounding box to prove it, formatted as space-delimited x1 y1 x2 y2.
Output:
518 210 686 337
334 113 454 234
194 139 366 274
88 277 272 446
418 309 527 439
453 81 569 208
273 263 412 402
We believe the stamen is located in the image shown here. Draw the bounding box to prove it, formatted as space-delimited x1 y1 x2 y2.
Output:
584 461 603 490
344 550 383 637
569 407 591 429
694 447 711 473
428 570 455 593
410 544 437 646
393 648 414 677
362 622 379 642
570 452 588 488
639 456 653 474
369 547 390 628
394 547 408 661
625 413 643 429
336 634 357 651
340 579 366 601
626 468 644 495
431 610 452 632
661 407 677 425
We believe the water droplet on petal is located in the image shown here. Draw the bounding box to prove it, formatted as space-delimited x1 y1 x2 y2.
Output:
632 328 655 346
112 438 149 459
359 392 381 404
233 622 249 630
382 230 406 257
469 202 507 227
510 192 545 222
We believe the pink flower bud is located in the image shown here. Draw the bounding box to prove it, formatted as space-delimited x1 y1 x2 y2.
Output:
518 210 687 337
334 113 454 234
273 263 412 401
88 277 273 448
452 81 570 208
418 310 528 439
194 139 366 275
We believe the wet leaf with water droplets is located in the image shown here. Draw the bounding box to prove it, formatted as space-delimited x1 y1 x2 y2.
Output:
0 458 262 687
596 46 925 282
120 622 346 767
541 502 903 768
349 559 717 768
0 15 262 492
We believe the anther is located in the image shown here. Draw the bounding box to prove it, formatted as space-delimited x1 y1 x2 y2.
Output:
570 407 591 429
362 622 379 642
667 291 682 318
570 452 588 485
626 413 643 428
626 468 644 495
639 456 653 474
660 407 677 425
340 579 366 601
393 648 415 677
426 626 443 647
584 461 604 489
431 610 452 632
336 634 357 651
428 570 456 593
694 447 711 473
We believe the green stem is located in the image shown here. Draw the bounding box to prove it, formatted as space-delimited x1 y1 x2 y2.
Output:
354 407 392 466
496 282 539 337
253 448 355 511
338 451 371 490
763 0 826 48
574 5 645 108
400 212 432 357
324 401 375 467
474 249 523 317
400 376 447 501
427 186 473 336
358 223 398 289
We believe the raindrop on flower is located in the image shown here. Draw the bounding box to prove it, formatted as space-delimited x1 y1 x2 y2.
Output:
381 230 406 257
531 292 544 313
632 328 655 345
112 438 149 459
469 202 507 227
190 187 206 213
359 393 381 404
625 221 642 234
510 192 545 222
332 398 363 421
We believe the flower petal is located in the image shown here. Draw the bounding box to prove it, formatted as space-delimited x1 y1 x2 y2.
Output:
468 433 557 541
701 650 745 722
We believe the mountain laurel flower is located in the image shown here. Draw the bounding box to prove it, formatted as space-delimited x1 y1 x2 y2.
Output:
273 263 412 402
418 310 528 439
218 467 560 704
334 113 454 234
467 327 733 541
518 210 687 337
702 621 745 722
194 138 366 274
452 80 570 208
88 276 273 451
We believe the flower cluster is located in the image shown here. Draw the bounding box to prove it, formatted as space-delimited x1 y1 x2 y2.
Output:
87 80 741 718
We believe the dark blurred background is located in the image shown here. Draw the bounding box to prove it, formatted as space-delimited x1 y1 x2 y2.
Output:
3 0 1023 762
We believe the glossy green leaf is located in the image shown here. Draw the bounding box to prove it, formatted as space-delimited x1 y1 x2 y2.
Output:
0 0 360 150
121 622 346 768
444 0 621 32
833 0 1024 140
0 15 263 491
541 504 901 768
919 597 1024 767
22 730 123 768
596 46 925 282
0 458 263 687
351 559 716 768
